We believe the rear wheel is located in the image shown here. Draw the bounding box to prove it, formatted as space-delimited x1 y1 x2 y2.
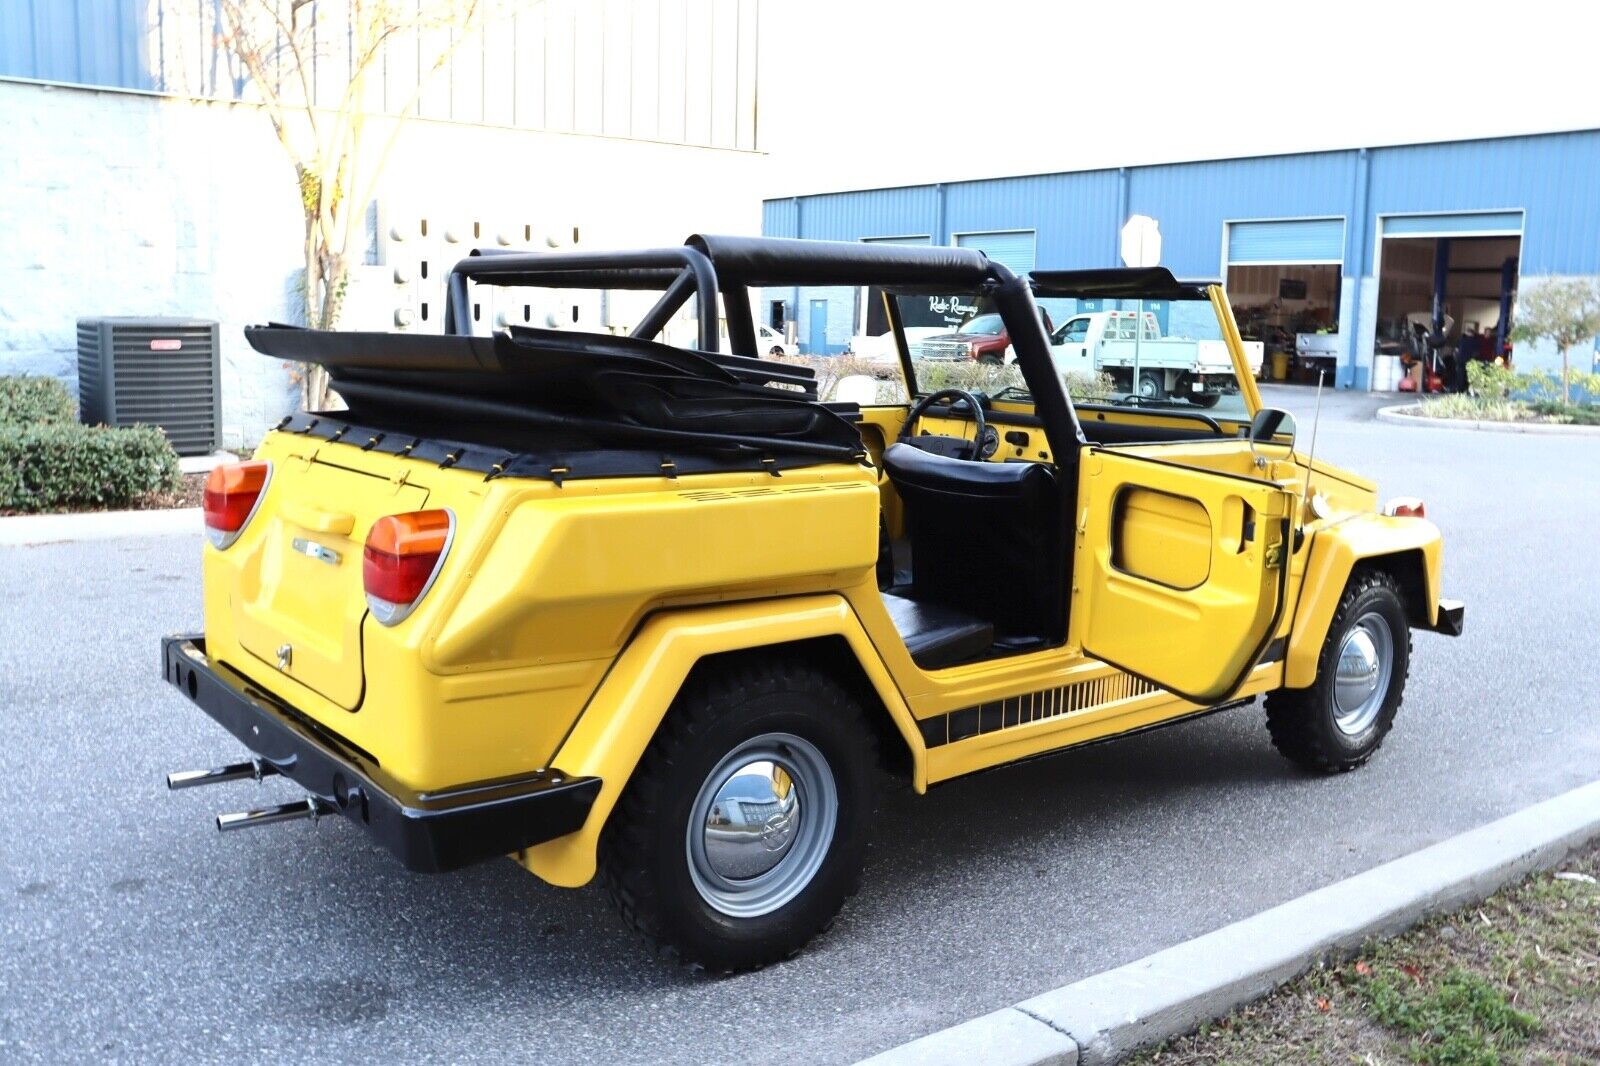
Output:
599 655 875 972
1138 370 1166 399
1265 570 1411 773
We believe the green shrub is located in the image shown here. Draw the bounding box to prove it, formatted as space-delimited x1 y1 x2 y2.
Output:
0 375 76 426
0 422 181 513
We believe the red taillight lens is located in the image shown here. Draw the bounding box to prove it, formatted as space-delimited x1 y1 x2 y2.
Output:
203 460 271 549
1382 496 1426 519
363 509 454 625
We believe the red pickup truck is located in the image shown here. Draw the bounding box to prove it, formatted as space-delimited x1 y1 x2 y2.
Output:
914 309 1052 364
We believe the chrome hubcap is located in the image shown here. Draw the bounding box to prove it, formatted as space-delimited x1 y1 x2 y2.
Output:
1332 612 1393 735
686 733 837 918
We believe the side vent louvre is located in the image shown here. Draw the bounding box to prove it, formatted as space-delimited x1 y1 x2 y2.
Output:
77 318 221 456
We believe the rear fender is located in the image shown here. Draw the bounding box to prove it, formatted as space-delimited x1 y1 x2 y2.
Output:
1285 514 1443 689
516 594 920 888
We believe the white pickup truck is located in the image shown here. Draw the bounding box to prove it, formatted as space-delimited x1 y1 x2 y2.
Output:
1048 310 1264 408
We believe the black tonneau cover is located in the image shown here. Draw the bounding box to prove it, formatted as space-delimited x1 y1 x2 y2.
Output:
246 325 865 479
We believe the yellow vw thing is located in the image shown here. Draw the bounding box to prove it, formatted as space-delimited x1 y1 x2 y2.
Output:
162 236 1462 971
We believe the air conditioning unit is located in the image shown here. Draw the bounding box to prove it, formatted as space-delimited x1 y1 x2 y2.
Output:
77 318 221 456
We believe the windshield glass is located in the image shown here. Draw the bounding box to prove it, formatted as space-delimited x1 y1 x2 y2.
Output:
956 313 1004 335
879 290 1254 421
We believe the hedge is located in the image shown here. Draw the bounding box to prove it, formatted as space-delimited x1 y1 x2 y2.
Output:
0 375 76 426
0 422 182 513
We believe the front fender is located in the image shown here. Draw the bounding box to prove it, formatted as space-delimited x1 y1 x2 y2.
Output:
515 594 920 888
1284 514 1443 689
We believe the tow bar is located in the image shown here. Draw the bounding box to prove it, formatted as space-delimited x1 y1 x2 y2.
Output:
166 758 331 832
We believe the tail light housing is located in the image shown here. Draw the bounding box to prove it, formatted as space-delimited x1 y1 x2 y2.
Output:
203 460 272 549
1382 496 1426 519
363 509 454 625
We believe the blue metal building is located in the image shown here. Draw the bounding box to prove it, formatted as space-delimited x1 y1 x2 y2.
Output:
762 129 1600 388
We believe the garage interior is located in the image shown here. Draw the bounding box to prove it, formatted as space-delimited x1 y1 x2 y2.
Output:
1229 264 1343 385
1374 234 1521 391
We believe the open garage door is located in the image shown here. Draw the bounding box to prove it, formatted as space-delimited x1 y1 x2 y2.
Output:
1375 212 1523 393
1225 219 1345 386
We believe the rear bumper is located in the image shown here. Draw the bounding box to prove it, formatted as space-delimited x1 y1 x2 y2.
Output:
1424 598 1465 637
161 634 600 873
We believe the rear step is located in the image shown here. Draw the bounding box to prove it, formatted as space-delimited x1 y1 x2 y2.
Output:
166 758 331 833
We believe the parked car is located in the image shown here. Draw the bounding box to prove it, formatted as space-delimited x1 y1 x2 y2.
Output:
162 236 1461 973
758 322 791 356
1049 309 1265 407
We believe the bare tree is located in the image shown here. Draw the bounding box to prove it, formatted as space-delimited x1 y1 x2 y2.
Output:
210 0 486 407
1511 277 1600 405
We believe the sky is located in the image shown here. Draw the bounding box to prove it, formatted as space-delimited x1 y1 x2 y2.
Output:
756 0 1600 196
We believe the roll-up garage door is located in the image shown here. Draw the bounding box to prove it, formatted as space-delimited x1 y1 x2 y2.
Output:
956 230 1036 275
1227 219 1345 264
1382 212 1523 237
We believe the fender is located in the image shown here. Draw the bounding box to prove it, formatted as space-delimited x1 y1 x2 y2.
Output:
1285 513 1443 689
515 594 922 888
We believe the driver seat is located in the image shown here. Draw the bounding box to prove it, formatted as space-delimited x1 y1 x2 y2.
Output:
881 442 1065 658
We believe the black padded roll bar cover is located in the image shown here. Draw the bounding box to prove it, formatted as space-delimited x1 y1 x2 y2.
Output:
1030 267 1217 301
685 234 995 290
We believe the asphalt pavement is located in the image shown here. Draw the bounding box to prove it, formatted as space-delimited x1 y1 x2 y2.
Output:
2 385 1598 1064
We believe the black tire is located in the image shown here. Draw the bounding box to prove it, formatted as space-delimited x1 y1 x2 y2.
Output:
1265 570 1411 773
599 653 876 972
1138 369 1166 399
769 345 784 356
1191 392 1222 409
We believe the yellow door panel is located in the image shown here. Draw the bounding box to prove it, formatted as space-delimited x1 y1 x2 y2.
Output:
1076 449 1291 703
1113 487 1211 589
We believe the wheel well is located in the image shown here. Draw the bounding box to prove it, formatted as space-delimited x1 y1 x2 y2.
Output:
1356 550 1428 627
682 637 912 782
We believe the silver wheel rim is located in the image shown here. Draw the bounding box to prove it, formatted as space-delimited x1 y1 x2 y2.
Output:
1332 611 1394 735
1139 372 1161 398
686 733 837 918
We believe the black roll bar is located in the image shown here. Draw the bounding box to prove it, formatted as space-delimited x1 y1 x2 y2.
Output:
444 245 723 352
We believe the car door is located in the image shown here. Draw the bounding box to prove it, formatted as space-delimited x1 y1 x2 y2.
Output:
1073 448 1293 703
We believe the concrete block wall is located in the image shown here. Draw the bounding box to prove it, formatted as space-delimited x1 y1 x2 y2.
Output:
0 78 765 444
1 81 303 446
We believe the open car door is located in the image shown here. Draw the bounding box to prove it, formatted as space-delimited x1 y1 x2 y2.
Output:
1074 449 1294 704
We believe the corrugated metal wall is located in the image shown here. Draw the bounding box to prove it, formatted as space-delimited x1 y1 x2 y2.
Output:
764 130 1600 279
0 0 152 90
1 0 762 151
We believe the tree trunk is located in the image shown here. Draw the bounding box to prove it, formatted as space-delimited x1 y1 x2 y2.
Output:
1561 345 1571 406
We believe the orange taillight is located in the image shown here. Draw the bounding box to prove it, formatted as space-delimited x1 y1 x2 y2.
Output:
202 460 272 549
363 510 454 625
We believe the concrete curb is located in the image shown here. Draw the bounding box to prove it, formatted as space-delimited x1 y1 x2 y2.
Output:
0 507 202 546
858 778 1600 1066
1376 403 1600 435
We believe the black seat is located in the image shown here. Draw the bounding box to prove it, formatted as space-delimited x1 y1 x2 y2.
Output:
881 442 1066 644
880 592 994 670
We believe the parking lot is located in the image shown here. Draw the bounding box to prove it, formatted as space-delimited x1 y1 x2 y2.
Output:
2 387 1598 1065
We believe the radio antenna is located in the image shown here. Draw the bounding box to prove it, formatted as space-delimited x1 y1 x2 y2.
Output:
1303 369 1325 501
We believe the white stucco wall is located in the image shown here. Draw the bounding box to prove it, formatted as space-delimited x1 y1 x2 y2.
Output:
0 79 765 445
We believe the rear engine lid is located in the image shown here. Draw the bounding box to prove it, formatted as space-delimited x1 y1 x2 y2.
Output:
233 457 428 710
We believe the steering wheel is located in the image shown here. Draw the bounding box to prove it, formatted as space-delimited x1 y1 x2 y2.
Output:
898 388 989 461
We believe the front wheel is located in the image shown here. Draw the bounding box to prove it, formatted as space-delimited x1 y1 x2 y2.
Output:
599 655 875 972
1265 570 1411 773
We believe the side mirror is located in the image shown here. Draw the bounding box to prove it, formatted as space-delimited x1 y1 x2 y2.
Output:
1248 407 1296 464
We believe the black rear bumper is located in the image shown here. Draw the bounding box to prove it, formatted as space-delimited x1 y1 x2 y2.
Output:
1425 598 1465 637
161 635 600 873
